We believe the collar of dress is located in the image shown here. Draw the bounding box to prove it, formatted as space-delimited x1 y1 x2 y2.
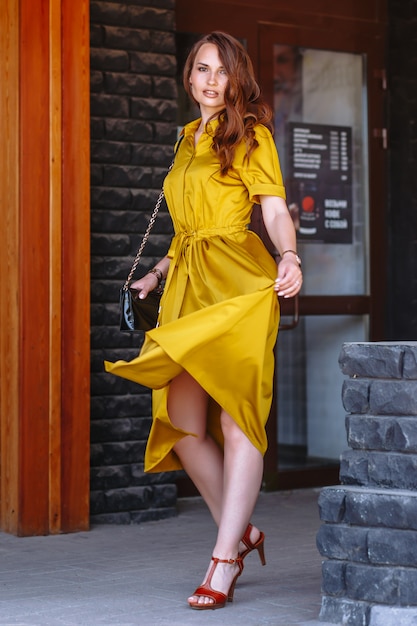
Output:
183 117 220 138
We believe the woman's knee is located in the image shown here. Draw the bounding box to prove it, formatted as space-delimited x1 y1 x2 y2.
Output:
220 411 246 444
168 371 208 432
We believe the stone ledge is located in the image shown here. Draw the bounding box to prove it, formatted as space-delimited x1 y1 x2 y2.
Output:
321 562 417 609
340 449 417 490
347 415 417 453
318 523 417 566
342 378 417 416
319 485 417 530
369 606 417 625
319 596 370 625
339 342 417 380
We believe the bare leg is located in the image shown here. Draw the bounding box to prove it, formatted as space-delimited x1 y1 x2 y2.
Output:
214 410 264 555
169 374 263 543
168 370 224 524
188 410 264 607
168 373 264 607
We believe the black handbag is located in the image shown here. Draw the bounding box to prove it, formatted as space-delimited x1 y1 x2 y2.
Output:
120 286 163 332
119 137 183 332
119 185 166 332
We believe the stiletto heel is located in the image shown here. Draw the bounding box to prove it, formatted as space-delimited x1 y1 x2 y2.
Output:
188 556 243 610
240 523 266 565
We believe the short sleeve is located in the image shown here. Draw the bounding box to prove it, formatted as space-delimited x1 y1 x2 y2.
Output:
237 125 286 204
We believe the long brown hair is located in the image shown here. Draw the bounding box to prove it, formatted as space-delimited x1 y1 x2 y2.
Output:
183 31 273 175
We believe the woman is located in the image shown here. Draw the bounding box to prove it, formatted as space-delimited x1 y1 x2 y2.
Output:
105 31 302 610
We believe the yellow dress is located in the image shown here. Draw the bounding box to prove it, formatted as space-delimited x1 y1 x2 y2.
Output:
105 118 286 473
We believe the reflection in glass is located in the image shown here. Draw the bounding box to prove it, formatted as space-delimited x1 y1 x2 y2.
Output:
273 45 369 297
274 46 369 471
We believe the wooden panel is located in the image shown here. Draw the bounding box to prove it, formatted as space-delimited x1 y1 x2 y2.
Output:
60 0 90 532
0 0 20 533
19 0 51 535
0 0 90 535
49 0 63 533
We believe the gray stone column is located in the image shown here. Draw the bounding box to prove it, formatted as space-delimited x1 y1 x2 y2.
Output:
317 342 417 626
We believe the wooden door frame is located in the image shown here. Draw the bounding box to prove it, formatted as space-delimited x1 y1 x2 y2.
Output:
175 0 387 493
259 19 386 487
0 0 90 535
176 1 388 341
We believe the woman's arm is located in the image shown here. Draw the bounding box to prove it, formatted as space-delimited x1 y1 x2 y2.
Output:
130 255 171 299
259 195 303 298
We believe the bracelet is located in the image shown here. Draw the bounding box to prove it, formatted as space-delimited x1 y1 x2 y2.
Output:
147 267 163 286
281 250 302 267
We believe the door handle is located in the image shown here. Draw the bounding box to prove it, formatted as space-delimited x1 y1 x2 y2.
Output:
278 294 299 331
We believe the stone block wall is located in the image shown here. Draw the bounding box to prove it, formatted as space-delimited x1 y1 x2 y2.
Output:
89 0 180 523
317 343 417 626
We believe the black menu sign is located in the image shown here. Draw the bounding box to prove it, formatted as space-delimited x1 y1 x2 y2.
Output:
286 122 353 244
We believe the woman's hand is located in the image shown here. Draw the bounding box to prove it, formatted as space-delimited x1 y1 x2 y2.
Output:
274 257 303 299
259 195 303 298
131 273 159 300
130 257 170 299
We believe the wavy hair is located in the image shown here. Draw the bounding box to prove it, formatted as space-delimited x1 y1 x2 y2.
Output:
183 31 273 175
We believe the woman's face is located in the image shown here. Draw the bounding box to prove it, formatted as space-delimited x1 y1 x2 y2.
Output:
189 43 228 117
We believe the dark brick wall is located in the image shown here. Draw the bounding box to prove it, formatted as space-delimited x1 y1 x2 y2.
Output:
318 342 417 626
387 0 417 340
90 0 180 523
87 0 417 528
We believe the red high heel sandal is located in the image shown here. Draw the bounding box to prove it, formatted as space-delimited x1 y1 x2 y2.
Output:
240 523 266 565
188 556 244 610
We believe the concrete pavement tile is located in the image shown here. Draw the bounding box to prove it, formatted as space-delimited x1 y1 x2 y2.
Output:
0 489 326 626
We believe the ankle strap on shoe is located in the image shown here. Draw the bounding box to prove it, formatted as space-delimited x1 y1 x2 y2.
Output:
211 556 242 565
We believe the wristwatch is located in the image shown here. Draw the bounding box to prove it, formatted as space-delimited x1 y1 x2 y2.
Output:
147 267 163 286
281 249 302 267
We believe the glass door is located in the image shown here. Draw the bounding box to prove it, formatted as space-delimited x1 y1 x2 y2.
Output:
259 26 378 488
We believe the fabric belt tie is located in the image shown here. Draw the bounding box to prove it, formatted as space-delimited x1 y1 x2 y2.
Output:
177 224 247 243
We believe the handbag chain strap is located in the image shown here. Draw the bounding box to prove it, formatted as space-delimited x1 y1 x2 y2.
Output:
122 137 183 292
123 187 166 291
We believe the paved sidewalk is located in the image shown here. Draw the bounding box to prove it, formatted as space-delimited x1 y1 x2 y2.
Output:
0 489 335 626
